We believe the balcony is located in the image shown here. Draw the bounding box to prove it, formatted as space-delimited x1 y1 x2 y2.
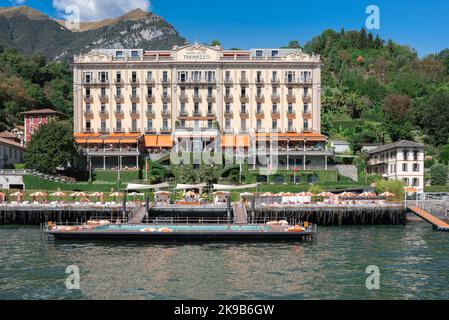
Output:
83 127 94 133
287 127 297 133
192 110 202 117
160 127 171 134
240 94 249 103
302 111 312 119
287 94 296 103
146 110 156 119
99 94 109 103
255 78 264 86
84 110 94 119
114 78 123 85
206 78 216 85
129 127 141 133
271 94 280 103
287 110 296 119
179 94 189 103
130 110 140 119
130 78 139 85
114 127 124 133
271 110 280 119
255 111 265 119
270 128 281 133
240 78 249 85
206 109 216 117
146 94 155 103
114 110 124 119
178 110 188 117
255 94 264 103
114 94 124 103
302 128 312 133
224 78 233 85
161 94 171 103
162 109 171 118
192 94 202 103
271 78 280 86
146 78 155 85
130 95 140 103
98 127 109 134
83 95 93 103
224 111 233 118
224 95 233 103
98 110 109 119
146 127 156 133
161 78 170 85
240 110 249 119
302 94 312 103
206 94 216 103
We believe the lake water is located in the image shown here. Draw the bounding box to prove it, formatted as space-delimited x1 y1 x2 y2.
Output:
1 222 449 300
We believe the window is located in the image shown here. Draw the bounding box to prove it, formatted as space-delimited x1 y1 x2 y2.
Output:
29 116 33 123
180 120 185 128
131 71 137 82
288 119 293 130
225 119 231 129
303 120 309 130
116 87 121 96
413 163 420 172
241 71 246 81
132 87 137 97
162 71 168 82
256 71 262 82
413 178 419 187
116 72 121 82
402 163 408 172
225 103 231 113
194 120 199 129
147 120 153 131
403 150 409 161
255 50 263 57
272 104 277 112
225 87 230 96
147 87 152 97
414 150 419 161
101 120 106 132
86 103 91 112
304 104 309 113
225 71 231 81
207 103 213 114
147 71 153 81
147 104 152 113
163 119 168 129
116 120 122 130
132 103 137 113
403 178 409 186
194 87 199 97
86 121 91 130
257 119 262 130
180 102 186 113
241 119 247 132
131 50 139 58
116 51 123 58
194 103 199 113
272 120 277 130
116 104 121 112
257 104 262 113
101 87 106 97
288 104 293 113
131 119 137 131
241 104 246 113
272 71 277 81
271 50 279 57
163 103 168 113
208 120 213 129
101 104 106 113
85 88 91 97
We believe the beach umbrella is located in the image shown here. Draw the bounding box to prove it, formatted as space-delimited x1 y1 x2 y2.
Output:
184 191 197 198
360 192 376 197
283 192 295 197
296 192 314 197
30 191 47 197
240 192 254 197
318 192 334 197
261 192 273 197
69 191 80 197
50 190 67 197
340 192 356 197
90 192 102 197
381 192 396 197
110 191 123 197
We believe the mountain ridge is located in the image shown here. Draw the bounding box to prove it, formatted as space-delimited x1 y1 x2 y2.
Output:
0 6 187 61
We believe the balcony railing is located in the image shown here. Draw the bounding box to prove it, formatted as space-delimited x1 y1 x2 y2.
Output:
161 78 170 85
130 78 139 85
193 94 202 103
161 94 171 102
224 95 233 103
129 127 140 133
224 111 233 118
130 94 140 103
114 110 124 118
146 94 155 103
114 127 124 133
146 127 156 133
160 127 171 133
240 78 249 85
84 95 93 103
255 78 264 85
146 110 156 119
206 94 215 103
179 110 188 117
130 110 140 118
224 78 233 85
271 77 280 85
302 94 312 102
287 94 296 103
146 78 155 85
179 94 189 103
193 110 202 117
114 78 123 85
98 128 109 134
98 110 109 118
240 94 249 103
207 110 215 116
114 94 124 103
162 110 171 117
271 94 280 103
83 127 94 133
255 94 264 103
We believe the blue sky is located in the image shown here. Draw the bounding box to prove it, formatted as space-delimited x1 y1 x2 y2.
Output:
1 0 448 56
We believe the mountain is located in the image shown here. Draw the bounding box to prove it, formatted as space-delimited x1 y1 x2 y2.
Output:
0 6 187 62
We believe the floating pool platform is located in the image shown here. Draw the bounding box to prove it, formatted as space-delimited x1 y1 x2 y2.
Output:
43 223 316 242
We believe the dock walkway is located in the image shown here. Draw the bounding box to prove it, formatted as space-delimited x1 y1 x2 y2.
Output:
408 206 449 231
233 203 248 224
129 206 146 224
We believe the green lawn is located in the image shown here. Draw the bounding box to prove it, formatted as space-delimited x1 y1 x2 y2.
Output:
424 186 449 192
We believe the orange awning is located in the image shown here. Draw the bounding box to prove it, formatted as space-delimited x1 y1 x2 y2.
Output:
221 135 235 148
235 135 249 148
157 135 173 148
88 138 104 144
144 135 158 147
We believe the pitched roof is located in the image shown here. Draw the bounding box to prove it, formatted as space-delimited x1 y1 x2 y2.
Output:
0 137 25 150
20 108 67 117
370 140 424 154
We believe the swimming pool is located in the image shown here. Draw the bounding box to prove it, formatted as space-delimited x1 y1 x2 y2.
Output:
96 224 272 232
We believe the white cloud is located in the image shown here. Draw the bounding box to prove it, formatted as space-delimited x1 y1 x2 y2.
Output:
9 0 27 5
52 0 150 22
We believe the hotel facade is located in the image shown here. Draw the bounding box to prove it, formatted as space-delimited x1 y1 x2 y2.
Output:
73 44 334 172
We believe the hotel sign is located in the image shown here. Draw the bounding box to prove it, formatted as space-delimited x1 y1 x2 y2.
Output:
177 45 218 62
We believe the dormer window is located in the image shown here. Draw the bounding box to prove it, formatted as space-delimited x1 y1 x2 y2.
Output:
116 51 123 58
271 50 279 57
256 50 263 57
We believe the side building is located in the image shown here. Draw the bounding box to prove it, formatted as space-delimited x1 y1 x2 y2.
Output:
72 44 334 173
366 140 425 193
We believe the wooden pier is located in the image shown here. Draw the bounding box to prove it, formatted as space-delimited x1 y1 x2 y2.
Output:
408 206 449 231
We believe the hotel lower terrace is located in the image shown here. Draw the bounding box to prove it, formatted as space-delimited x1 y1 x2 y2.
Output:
73 44 334 171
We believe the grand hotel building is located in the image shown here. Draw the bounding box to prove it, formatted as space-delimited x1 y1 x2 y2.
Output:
73 44 334 172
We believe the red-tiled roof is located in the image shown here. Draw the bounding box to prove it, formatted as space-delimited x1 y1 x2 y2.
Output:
20 108 67 116
0 137 25 150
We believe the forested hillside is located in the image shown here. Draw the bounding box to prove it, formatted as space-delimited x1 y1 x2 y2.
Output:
303 29 449 156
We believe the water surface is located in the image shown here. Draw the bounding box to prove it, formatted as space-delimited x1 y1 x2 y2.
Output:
1 222 448 299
